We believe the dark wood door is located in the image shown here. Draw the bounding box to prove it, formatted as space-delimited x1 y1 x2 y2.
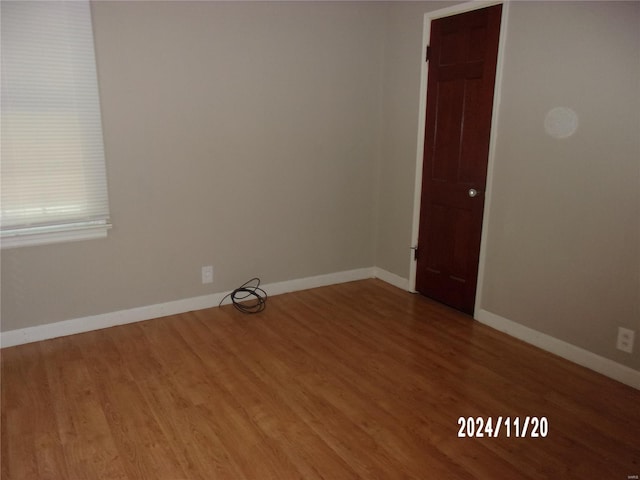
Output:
416 4 502 315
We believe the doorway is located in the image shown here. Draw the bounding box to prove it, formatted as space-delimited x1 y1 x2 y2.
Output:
412 3 503 315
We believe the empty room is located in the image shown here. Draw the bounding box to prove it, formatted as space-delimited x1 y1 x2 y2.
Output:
1 0 639 479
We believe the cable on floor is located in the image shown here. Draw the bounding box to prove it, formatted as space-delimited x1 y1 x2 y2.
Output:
219 277 267 314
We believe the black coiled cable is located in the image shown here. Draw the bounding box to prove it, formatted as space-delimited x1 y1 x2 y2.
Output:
219 277 267 314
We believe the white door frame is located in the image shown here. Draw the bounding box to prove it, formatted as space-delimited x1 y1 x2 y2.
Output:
408 0 510 317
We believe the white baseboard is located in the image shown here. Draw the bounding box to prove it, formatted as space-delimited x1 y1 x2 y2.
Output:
7 269 635 391
373 267 410 291
0 291 228 349
475 309 640 390
0 267 376 349
266 267 375 297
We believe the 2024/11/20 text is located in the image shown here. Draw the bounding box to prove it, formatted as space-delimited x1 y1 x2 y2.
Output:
457 416 549 438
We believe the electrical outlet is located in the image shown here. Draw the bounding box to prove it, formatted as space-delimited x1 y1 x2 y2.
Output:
201 265 213 284
616 327 635 354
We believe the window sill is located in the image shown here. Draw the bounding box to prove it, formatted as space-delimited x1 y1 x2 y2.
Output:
1 222 111 249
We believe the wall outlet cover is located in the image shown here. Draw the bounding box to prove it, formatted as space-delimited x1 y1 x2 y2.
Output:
201 266 213 284
616 327 635 354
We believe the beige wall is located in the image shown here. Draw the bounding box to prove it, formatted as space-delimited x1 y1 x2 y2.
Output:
480 1 640 369
2 1 639 372
1 1 390 330
375 1 640 370
375 2 451 277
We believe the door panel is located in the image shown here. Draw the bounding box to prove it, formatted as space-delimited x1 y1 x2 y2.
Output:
416 4 502 314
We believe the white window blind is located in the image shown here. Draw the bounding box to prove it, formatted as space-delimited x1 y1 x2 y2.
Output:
1 0 110 248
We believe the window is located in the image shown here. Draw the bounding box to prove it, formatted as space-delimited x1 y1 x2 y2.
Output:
1 0 110 249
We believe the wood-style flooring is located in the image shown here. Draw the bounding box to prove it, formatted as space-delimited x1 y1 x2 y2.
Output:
2 279 639 479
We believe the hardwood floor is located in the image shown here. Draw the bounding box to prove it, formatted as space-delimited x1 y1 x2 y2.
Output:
2 279 639 479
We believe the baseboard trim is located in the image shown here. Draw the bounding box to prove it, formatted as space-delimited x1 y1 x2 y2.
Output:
373 267 410 291
475 309 640 390
266 267 375 297
9 270 635 391
0 267 375 348
0 292 227 349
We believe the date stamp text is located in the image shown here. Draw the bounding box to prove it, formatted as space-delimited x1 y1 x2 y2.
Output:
457 416 548 438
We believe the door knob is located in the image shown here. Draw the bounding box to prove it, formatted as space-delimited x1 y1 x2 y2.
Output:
468 188 479 198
